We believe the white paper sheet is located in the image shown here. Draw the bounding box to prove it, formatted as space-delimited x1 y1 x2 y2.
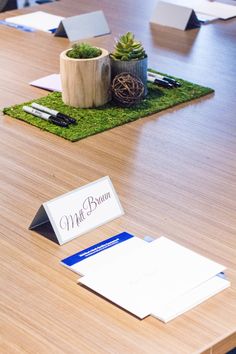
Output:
30 74 61 92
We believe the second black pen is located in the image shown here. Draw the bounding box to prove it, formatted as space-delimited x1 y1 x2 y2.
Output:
31 102 77 124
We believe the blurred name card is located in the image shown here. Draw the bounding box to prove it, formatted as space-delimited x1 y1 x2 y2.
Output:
150 1 200 31
54 10 110 41
29 176 124 245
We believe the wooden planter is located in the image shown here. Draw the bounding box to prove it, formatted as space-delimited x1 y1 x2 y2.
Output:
60 48 111 108
110 56 148 96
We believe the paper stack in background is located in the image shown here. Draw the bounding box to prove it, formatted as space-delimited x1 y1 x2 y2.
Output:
61 232 230 322
5 11 64 32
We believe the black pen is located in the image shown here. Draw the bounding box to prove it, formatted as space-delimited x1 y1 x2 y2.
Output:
147 71 181 87
23 106 69 127
31 102 77 124
147 74 174 89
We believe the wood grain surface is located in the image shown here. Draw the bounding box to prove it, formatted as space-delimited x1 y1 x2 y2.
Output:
0 1 236 353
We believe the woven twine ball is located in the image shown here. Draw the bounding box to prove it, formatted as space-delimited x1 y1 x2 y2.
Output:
111 72 145 107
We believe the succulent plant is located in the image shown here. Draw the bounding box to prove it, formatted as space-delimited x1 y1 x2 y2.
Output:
67 43 102 59
110 32 146 61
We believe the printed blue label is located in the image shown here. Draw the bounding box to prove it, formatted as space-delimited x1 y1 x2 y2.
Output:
0 20 36 32
61 232 134 266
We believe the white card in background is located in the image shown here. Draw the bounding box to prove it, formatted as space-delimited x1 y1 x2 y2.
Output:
29 176 124 245
79 236 226 319
5 11 64 33
54 10 110 42
30 74 61 92
150 1 200 30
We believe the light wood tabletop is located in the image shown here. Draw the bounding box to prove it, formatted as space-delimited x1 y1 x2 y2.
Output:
0 1 236 353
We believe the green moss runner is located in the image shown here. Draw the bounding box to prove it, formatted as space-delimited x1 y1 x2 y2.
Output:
3 72 214 142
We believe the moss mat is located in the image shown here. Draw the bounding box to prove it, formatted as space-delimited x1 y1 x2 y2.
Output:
3 72 214 142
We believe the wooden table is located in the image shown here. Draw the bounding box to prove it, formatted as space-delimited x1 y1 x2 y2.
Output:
0 1 235 353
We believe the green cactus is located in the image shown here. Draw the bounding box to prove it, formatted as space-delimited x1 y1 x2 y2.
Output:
110 32 146 61
67 43 102 59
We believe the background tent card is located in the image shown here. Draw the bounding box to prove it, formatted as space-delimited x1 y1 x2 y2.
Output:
54 10 110 41
150 1 200 30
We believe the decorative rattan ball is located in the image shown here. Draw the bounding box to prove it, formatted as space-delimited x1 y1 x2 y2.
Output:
111 72 145 107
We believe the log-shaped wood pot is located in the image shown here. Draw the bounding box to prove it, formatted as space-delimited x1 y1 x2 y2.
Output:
60 48 111 108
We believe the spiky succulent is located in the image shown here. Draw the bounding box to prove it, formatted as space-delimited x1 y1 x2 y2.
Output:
67 43 102 59
110 32 146 61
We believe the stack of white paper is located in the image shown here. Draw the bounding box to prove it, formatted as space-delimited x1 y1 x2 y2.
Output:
61 232 230 322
